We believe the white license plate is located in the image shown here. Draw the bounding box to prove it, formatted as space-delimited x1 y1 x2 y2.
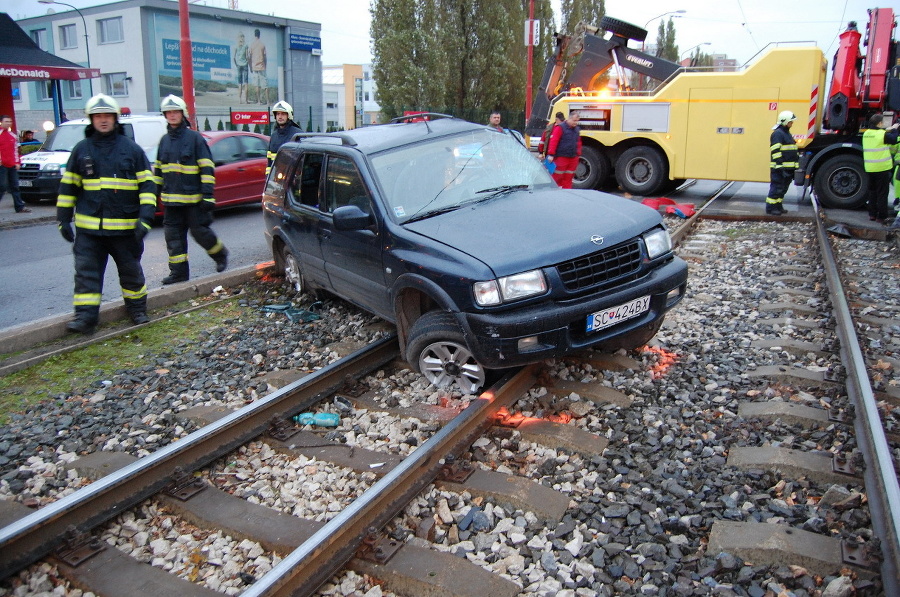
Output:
586 295 651 333
18 180 32 187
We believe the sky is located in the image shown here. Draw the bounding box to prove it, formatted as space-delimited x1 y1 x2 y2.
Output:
5 0 889 67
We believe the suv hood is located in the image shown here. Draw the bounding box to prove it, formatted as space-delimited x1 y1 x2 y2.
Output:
21 150 70 165
403 188 661 276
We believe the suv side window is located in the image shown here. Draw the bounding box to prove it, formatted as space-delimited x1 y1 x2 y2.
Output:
324 156 371 215
289 153 324 208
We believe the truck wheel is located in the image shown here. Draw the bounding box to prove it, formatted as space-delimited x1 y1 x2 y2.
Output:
599 16 647 43
615 146 667 196
812 155 868 209
406 311 486 394
574 146 610 190
277 243 306 294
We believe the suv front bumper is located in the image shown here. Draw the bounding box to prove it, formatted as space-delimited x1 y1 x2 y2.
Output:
458 257 688 369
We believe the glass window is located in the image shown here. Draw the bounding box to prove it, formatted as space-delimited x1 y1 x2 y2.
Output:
289 153 323 208
241 135 268 159
60 24 77 49
30 28 48 50
210 136 242 165
324 156 370 214
35 81 53 101
98 17 123 43
12 82 21 102
364 92 370 101
63 80 83 101
103 72 128 97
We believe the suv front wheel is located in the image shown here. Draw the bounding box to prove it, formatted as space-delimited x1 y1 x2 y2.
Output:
406 311 486 394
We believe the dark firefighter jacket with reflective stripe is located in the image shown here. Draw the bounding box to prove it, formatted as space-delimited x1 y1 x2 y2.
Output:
154 121 216 208
57 129 156 234
769 125 799 171
267 121 303 174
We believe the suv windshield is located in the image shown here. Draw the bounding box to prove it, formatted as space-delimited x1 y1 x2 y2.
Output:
369 128 555 223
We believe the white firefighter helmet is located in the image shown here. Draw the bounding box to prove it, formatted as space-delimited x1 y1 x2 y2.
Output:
777 110 797 125
272 101 293 121
160 94 189 116
84 94 120 117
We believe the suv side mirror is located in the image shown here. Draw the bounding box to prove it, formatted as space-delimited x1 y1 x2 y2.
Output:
333 205 372 230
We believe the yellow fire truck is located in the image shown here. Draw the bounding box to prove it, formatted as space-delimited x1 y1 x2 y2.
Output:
525 11 900 208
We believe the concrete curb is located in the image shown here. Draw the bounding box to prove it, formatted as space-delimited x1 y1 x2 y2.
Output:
0 263 274 355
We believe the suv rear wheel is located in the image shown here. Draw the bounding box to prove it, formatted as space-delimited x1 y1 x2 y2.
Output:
406 311 486 394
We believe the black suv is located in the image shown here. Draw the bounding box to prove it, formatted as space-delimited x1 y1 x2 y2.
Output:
263 116 687 392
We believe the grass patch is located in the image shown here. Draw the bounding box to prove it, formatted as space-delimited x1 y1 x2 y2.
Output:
0 300 248 426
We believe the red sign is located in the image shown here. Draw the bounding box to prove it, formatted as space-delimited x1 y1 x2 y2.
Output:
231 110 270 125
0 63 100 81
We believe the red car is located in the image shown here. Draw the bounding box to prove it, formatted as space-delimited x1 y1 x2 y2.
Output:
155 130 270 216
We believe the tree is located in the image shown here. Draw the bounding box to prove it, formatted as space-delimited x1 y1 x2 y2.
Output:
203 117 211 131
560 0 604 35
655 17 678 62
216 120 224 131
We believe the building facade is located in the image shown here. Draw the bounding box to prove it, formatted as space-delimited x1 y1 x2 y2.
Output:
14 0 322 136
322 63 381 130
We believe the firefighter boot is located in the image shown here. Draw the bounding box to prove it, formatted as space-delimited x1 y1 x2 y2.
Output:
162 263 189 285
66 320 95 335
213 247 229 273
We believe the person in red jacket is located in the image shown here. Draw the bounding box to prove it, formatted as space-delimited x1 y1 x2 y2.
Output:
546 112 581 189
0 115 31 213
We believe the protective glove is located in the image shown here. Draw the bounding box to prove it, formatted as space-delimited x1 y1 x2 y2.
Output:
59 221 75 243
200 198 216 213
134 220 151 241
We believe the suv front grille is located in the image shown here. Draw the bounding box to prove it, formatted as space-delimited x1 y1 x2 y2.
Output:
556 240 642 291
18 164 40 180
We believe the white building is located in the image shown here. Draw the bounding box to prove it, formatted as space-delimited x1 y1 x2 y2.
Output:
14 0 323 135
322 64 381 130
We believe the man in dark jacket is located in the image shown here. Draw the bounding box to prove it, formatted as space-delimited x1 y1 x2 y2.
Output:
766 111 799 215
267 100 302 176
154 95 228 284
56 94 156 334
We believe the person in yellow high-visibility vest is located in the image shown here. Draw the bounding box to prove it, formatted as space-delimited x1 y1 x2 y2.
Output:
862 114 900 224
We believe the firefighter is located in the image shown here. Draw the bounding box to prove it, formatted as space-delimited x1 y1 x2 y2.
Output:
861 114 900 224
267 100 302 176
56 94 156 334
766 110 799 215
546 111 581 189
154 95 228 284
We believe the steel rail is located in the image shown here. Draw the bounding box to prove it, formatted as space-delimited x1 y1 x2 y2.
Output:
0 334 400 580
242 364 538 597
669 181 733 247
811 195 900 595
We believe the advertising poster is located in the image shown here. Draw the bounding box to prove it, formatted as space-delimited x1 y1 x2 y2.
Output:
152 13 280 109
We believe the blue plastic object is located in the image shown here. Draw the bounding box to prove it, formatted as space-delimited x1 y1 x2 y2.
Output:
293 412 340 427
543 158 556 175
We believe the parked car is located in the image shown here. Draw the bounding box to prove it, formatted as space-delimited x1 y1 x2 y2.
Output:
19 113 167 203
154 130 269 217
263 116 688 393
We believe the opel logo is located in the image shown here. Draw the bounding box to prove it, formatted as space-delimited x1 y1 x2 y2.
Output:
590 235 604 246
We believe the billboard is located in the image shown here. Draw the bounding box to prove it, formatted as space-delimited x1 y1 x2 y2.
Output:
152 13 280 109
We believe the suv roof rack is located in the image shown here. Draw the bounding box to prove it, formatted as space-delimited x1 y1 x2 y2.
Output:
388 112 458 123
291 132 358 147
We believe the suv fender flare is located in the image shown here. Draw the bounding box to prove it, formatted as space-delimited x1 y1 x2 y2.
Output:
391 273 466 353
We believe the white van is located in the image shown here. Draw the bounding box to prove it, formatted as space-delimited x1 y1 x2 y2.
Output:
19 113 167 203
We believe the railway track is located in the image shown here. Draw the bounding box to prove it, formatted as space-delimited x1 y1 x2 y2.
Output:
1 183 898 596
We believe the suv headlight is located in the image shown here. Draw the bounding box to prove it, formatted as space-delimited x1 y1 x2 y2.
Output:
40 162 63 174
643 228 673 259
474 269 547 306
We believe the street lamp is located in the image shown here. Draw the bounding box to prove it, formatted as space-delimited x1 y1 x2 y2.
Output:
38 0 93 96
681 42 712 64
